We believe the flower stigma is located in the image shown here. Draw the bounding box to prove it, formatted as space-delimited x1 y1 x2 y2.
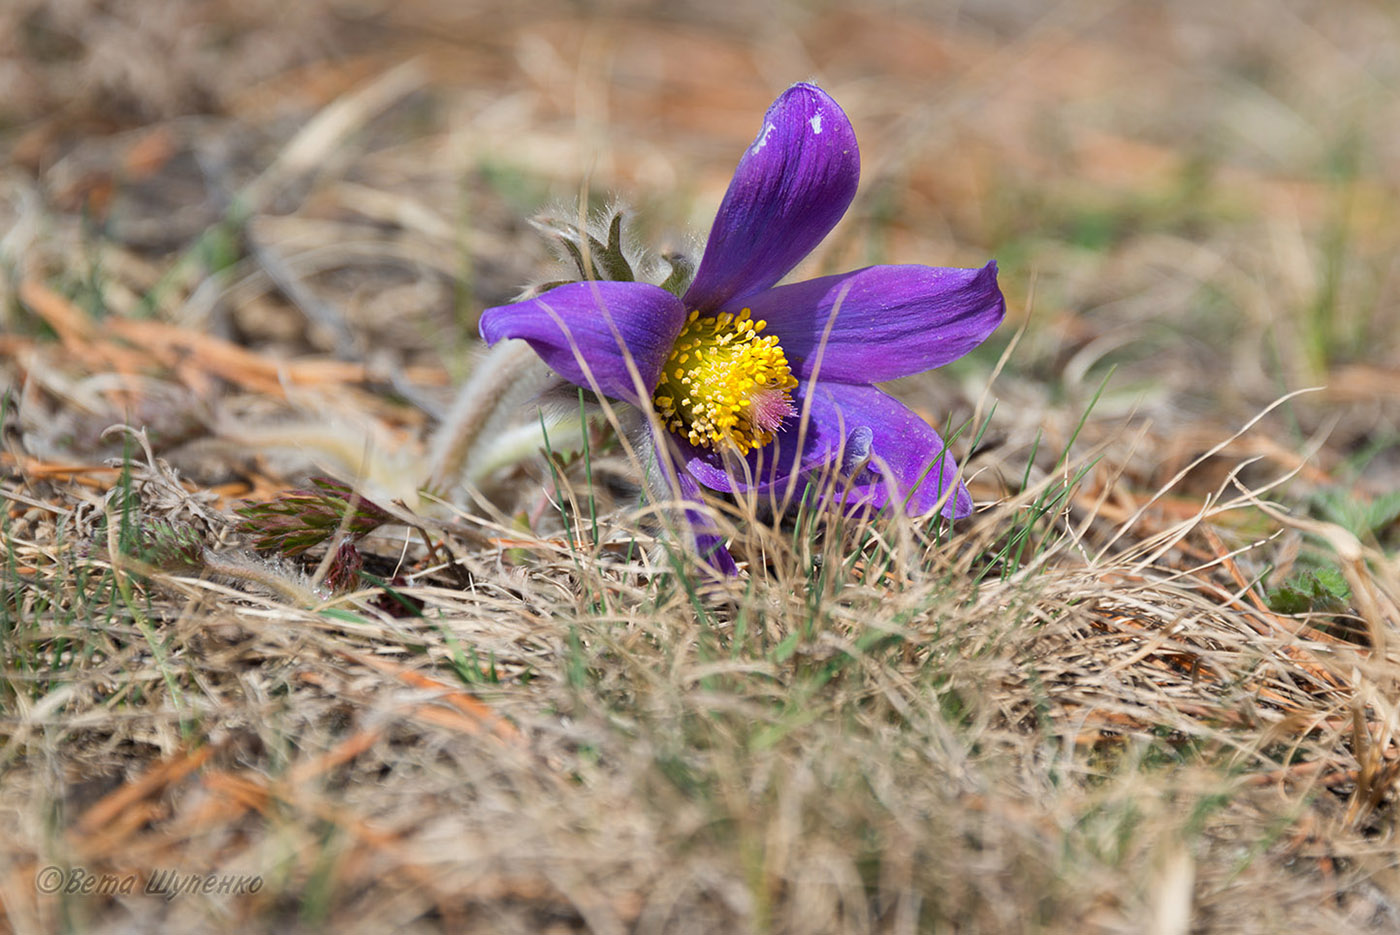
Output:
652 308 799 454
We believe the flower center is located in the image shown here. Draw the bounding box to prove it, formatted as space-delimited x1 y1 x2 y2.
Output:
652 309 798 454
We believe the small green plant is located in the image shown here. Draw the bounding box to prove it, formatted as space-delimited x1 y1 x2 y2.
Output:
1311 486 1400 545
1267 566 1351 616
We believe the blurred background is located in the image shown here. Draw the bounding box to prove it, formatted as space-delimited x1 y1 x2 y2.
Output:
3 0 1400 504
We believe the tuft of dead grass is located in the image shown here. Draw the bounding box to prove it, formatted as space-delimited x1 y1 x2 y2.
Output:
4 411 1400 932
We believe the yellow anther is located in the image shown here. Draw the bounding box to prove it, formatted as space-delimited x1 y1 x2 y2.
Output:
652 309 798 452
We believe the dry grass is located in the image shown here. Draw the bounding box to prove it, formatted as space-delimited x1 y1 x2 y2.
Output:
4 1 1400 932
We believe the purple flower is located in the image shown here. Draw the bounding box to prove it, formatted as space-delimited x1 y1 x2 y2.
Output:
480 83 1005 572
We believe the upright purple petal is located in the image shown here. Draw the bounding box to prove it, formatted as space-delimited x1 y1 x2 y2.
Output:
804 382 973 519
479 281 686 402
683 83 860 313
738 262 1005 383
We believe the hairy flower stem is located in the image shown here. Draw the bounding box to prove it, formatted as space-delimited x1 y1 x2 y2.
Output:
471 419 586 480
426 340 551 492
201 550 321 606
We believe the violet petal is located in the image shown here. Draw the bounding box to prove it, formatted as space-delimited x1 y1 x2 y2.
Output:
738 262 1006 383
479 281 686 402
672 459 740 575
807 382 973 519
683 83 860 313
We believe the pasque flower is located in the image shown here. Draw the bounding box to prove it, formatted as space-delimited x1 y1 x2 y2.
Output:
480 82 1005 571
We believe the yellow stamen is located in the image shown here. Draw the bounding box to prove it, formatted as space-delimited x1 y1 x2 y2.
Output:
652 308 798 454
